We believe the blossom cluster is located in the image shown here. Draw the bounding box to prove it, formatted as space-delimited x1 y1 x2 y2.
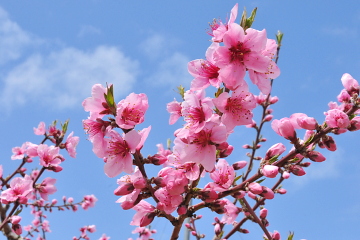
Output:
81 4 360 240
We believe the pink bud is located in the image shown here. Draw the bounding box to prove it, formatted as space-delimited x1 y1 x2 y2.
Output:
133 178 146 189
271 118 297 140
307 151 326 162
200 190 218 203
348 116 360 131
247 191 256 199
12 223 22 235
265 143 286 160
232 161 247 170
262 165 279 178
260 186 274 199
87 225 96 233
341 73 359 96
290 165 306 176
260 208 268 219
114 183 135 196
177 205 187 215
271 230 281 240
282 171 290 179
276 188 287 194
270 96 279 104
297 116 318 130
191 231 197 236
233 190 246 199
140 212 156 227
322 136 336 151
11 216 21 224
264 115 273 122
337 89 351 103
248 182 263 194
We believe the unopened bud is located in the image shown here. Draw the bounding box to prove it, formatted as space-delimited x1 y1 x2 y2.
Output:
259 208 268 219
140 212 156 227
232 161 247 170
114 183 134 196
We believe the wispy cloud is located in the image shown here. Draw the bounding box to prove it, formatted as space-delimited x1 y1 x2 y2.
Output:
0 7 40 64
145 52 191 89
0 46 139 110
0 6 139 111
322 27 358 37
78 25 101 38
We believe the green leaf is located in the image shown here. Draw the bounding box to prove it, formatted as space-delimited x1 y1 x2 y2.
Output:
176 85 185 99
245 7 257 29
268 155 279 164
14 208 22 216
233 174 243 183
61 119 69 134
166 138 172 150
256 178 266 184
287 231 295 240
276 30 284 47
214 87 224 98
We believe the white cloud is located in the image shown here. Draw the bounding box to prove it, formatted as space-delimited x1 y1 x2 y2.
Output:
145 52 191 89
78 25 101 38
0 46 139 110
0 6 39 64
322 27 357 37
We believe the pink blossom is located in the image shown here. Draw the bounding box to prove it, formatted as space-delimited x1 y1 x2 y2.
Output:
248 39 280 94
221 199 240 224
115 93 148 129
34 122 46 135
37 177 57 200
174 121 227 171
116 189 141 210
131 227 156 240
104 130 141 177
177 90 214 138
341 73 359 95
0 177 33 203
189 43 221 90
82 84 108 120
10 215 22 225
291 113 318 130
213 89 256 130
207 159 235 191
158 167 188 195
130 200 155 226
166 99 182 125
11 142 28 160
98 234 111 240
81 195 97 210
214 23 270 90
262 165 279 178
208 3 238 43
282 171 290 179
65 132 79 158
37 144 63 169
155 188 183 214
325 109 350 129
114 168 145 196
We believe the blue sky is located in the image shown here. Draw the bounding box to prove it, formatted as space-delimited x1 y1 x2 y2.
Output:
0 1 359 239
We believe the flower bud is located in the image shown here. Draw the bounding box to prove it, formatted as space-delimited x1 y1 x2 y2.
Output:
276 188 287 194
140 212 156 227
248 182 263 194
260 208 268 219
265 143 286 160
177 205 187 215
232 161 247 170
114 183 135 196
262 165 279 178
260 186 274 199
282 171 290 179
233 191 246 199
290 165 306 176
307 151 326 162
